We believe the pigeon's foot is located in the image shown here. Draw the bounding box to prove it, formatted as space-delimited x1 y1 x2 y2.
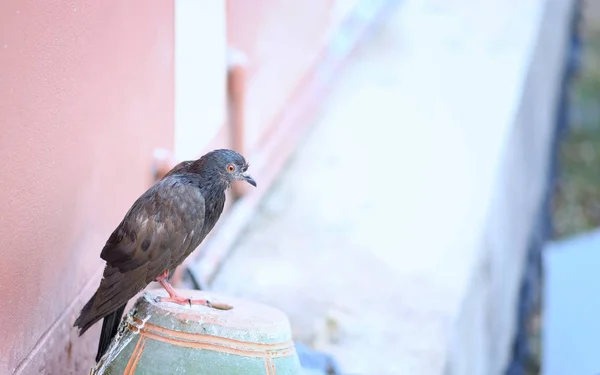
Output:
154 295 233 310
154 295 211 307
155 270 233 310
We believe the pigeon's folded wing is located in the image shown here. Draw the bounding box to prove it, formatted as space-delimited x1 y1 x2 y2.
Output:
91 176 206 320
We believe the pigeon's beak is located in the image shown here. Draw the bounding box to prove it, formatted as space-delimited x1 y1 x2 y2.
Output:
242 172 257 187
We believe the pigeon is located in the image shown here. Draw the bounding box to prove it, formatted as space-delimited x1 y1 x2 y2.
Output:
74 149 256 362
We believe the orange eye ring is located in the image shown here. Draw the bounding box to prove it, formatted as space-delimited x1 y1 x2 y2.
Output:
226 164 235 172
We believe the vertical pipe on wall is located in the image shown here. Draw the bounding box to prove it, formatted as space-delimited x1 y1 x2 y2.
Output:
227 48 250 199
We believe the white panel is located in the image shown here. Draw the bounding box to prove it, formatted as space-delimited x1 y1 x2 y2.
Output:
174 0 227 161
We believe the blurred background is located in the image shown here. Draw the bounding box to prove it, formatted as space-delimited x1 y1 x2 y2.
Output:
0 0 594 374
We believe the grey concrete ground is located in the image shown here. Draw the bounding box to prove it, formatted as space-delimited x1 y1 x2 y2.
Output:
212 6 448 374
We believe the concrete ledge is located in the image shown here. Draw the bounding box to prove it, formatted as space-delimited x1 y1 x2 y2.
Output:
444 0 575 373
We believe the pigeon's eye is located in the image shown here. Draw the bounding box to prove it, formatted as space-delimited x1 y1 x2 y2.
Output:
226 164 235 173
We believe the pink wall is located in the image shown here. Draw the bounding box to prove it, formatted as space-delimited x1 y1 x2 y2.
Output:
0 1 174 373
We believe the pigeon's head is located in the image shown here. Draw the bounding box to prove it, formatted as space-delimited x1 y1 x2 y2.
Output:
201 149 256 188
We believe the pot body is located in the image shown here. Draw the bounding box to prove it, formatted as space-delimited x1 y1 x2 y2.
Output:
91 289 302 375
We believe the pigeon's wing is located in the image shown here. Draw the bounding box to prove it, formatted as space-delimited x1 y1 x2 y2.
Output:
87 176 206 322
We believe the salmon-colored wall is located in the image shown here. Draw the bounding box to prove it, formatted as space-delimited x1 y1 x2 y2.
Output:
0 1 174 373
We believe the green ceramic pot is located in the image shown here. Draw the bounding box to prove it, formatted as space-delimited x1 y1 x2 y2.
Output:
91 289 303 375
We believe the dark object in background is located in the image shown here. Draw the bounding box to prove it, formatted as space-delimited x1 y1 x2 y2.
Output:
73 149 256 362
295 342 343 375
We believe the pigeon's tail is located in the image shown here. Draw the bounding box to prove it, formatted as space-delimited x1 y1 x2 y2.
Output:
74 292 101 335
74 292 126 362
95 304 126 362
